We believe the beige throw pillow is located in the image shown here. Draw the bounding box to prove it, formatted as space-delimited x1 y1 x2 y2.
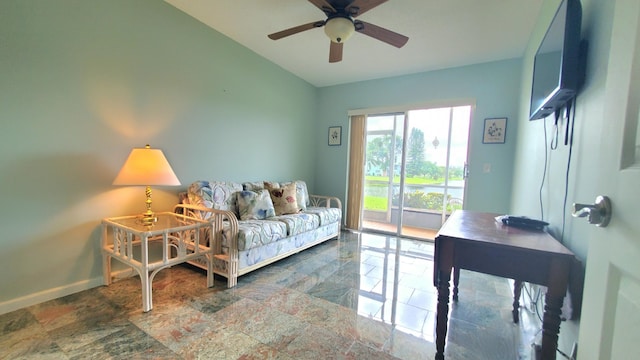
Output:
268 182 299 215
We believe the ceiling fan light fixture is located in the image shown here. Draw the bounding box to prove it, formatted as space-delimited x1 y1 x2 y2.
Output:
324 16 355 43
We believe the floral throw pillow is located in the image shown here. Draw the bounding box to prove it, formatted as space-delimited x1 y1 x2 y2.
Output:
237 190 276 220
263 181 280 189
268 182 299 216
280 180 309 211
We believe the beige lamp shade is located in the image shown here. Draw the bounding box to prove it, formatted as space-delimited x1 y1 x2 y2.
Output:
113 145 181 186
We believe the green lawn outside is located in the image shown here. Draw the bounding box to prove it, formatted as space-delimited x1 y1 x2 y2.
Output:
366 176 449 185
364 195 462 212
364 174 464 212
364 196 388 211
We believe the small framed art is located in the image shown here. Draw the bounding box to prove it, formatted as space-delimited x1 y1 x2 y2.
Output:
482 118 507 144
328 126 342 146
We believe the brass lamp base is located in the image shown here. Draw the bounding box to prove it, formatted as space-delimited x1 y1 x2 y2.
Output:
141 210 157 226
140 185 157 226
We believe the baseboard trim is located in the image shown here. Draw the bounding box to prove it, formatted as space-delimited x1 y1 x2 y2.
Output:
0 269 134 315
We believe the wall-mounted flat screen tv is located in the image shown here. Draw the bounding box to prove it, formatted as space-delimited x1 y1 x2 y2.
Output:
529 0 582 120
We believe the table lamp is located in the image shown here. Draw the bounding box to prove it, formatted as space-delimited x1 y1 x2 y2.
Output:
113 144 181 226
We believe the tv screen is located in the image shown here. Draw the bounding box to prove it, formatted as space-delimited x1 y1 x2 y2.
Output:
529 0 582 120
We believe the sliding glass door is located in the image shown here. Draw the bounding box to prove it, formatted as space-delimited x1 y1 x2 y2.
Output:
362 105 471 240
362 113 405 235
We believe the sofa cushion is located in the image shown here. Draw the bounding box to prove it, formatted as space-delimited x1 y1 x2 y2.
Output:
296 180 310 207
223 219 289 251
303 207 342 226
188 181 242 216
237 190 276 220
267 182 299 216
273 213 321 236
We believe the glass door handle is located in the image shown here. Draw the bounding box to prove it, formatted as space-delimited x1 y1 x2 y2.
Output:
463 162 469 179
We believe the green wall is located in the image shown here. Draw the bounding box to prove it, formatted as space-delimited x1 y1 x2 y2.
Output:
510 0 616 352
511 0 613 262
315 59 523 214
0 0 317 312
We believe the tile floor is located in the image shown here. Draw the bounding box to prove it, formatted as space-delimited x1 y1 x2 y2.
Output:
0 231 545 359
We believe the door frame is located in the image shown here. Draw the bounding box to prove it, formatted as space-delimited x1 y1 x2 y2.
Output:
355 101 474 239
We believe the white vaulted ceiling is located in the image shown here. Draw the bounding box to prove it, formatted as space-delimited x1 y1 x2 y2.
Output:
165 0 543 87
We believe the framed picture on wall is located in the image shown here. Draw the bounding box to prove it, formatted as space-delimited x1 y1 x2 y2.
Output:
328 126 342 146
482 117 507 144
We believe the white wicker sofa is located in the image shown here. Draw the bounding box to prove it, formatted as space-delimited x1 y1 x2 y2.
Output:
175 180 342 287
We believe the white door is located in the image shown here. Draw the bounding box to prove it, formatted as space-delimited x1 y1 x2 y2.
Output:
578 0 640 358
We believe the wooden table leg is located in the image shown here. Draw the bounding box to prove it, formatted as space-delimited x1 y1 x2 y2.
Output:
540 292 563 359
540 259 571 360
512 280 523 323
435 268 452 360
452 267 460 301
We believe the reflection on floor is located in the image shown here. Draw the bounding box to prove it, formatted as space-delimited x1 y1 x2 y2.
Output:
0 231 544 359
362 220 439 240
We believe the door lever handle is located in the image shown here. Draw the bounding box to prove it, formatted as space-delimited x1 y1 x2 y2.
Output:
572 195 612 227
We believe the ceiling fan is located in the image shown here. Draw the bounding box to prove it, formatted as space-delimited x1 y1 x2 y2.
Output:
267 0 409 63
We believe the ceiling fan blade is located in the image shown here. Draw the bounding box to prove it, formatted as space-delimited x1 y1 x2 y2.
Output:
268 21 325 40
346 0 388 17
308 0 336 15
355 20 408 48
329 41 343 63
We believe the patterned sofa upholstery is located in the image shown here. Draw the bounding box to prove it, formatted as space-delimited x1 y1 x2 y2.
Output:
175 180 342 287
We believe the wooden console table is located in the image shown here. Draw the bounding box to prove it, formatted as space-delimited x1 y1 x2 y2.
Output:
433 211 574 360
